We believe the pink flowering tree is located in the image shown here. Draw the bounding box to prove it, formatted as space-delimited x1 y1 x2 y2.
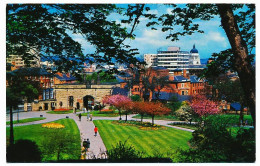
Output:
102 94 131 120
190 95 220 125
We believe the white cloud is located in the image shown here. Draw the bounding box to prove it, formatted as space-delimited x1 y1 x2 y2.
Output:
166 8 173 14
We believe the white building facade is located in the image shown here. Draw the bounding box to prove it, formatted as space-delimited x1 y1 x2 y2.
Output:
144 45 202 73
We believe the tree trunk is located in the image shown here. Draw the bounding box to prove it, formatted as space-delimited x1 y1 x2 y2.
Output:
125 112 127 121
217 4 255 128
119 109 122 120
152 115 154 126
9 106 14 146
239 102 244 126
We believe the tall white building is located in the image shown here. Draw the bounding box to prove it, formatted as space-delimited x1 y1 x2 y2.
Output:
144 54 157 68
144 45 202 73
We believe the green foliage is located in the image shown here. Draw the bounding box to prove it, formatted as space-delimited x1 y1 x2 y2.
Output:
172 115 255 162
7 4 139 73
47 110 75 114
7 139 42 162
166 96 182 114
6 117 46 125
130 95 141 101
81 110 119 117
107 140 144 162
175 102 199 123
41 130 79 161
132 114 179 121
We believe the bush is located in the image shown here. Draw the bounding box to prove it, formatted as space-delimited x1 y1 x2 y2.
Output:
172 116 255 163
107 140 144 162
7 139 42 162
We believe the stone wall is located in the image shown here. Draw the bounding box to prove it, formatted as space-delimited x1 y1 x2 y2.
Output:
54 84 119 110
26 84 120 111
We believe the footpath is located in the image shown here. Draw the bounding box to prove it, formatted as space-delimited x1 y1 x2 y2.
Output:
6 111 194 159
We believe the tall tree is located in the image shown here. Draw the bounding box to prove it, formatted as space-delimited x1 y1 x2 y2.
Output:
6 4 141 73
143 4 255 127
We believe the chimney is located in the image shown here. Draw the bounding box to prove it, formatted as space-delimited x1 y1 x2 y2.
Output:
183 69 187 78
169 73 174 81
66 73 70 78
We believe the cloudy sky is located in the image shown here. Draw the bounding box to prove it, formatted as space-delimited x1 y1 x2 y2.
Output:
70 3 249 60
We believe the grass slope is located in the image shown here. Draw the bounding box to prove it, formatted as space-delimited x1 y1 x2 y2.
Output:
93 120 192 157
81 110 119 117
6 117 46 125
6 118 81 161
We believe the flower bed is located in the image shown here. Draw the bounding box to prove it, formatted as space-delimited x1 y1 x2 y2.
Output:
54 108 70 112
112 120 167 131
42 122 65 129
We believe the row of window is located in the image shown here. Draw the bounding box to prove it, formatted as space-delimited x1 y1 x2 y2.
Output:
157 58 189 61
42 89 55 100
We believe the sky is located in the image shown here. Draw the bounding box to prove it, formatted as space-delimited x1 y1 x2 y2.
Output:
72 4 233 60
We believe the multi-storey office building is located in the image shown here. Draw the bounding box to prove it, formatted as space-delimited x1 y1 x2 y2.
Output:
144 45 203 74
144 54 158 67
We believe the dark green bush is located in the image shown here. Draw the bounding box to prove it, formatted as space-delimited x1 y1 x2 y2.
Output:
7 139 42 162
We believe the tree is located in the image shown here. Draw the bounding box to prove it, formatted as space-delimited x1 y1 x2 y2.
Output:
6 73 39 146
167 96 182 115
41 130 79 161
102 94 131 120
132 101 147 123
7 139 42 162
7 4 141 73
190 95 220 120
175 102 197 125
143 102 171 125
151 4 255 127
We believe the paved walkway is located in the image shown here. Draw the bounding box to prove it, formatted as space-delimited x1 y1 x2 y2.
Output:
6 111 195 159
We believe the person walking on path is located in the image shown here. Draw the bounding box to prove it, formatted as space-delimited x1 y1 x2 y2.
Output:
94 126 98 137
78 113 82 121
83 138 90 152
83 107 86 113
90 114 93 121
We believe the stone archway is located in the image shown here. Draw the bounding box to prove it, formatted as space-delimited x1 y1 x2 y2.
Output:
83 95 94 109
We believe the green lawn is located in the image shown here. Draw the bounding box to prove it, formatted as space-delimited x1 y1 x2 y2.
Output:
81 110 119 117
46 109 80 114
6 117 46 125
93 120 192 157
169 124 198 130
132 114 180 121
6 118 81 161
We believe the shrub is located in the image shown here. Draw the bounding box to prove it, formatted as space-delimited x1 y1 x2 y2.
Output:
107 140 144 162
7 139 42 162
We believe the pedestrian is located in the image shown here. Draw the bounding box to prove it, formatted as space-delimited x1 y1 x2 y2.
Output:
78 113 82 121
74 107 76 114
90 114 93 121
87 110 90 121
83 107 86 113
83 138 90 152
94 126 98 137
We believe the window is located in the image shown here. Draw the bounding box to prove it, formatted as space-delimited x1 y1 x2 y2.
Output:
69 96 74 107
181 83 184 88
182 91 184 95
50 89 54 99
43 90 45 100
59 101 63 107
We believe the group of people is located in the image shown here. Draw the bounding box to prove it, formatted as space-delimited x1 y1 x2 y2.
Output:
76 107 93 121
82 126 99 153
